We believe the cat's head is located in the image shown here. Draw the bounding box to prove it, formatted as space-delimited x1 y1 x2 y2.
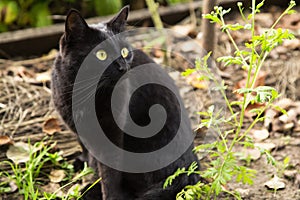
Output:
58 6 133 75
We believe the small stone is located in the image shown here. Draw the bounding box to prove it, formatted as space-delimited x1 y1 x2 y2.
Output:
254 142 276 151
49 169 66 183
283 122 294 130
284 170 297 180
235 188 250 198
241 148 261 161
264 175 285 190
251 129 269 141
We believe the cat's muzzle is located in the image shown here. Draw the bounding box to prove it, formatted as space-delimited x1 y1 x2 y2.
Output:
117 62 130 72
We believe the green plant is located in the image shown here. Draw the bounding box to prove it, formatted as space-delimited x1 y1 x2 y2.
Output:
165 0 189 5
42 163 100 200
94 0 122 16
165 0 296 199
0 0 52 32
0 139 95 200
276 156 290 178
0 0 126 32
146 0 164 30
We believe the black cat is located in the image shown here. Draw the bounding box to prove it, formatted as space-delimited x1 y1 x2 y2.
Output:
51 6 200 200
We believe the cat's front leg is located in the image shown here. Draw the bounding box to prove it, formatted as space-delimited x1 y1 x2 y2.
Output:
97 162 133 200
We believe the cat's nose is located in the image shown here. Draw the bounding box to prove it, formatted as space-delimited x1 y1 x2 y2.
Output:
117 63 130 72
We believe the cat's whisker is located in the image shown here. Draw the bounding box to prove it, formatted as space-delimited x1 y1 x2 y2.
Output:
58 75 99 90
72 86 99 108
63 76 111 103
64 82 99 103
60 76 105 96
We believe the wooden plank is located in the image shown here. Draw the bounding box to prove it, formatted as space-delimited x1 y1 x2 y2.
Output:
3 0 286 58
0 1 204 58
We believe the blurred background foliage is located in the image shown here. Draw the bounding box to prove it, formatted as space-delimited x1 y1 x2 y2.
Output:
0 0 188 32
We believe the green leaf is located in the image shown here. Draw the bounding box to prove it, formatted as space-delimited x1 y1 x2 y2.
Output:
283 157 290 166
203 13 221 24
256 0 265 12
30 2 52 27
217 56 243 66
95 0 122 16
222 23 244 31
230 101 243 106
272 105 287 115
247 13 253 20
181 69 195 76
4 1 19 24
193 142 217 152
217 143 226 153
287 10 296 15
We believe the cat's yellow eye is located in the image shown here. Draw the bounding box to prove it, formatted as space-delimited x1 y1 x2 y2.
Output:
121 47 129 58
96 50 107 61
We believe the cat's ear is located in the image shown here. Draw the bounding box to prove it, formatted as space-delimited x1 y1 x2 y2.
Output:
107 6 129 33
65 9 89 41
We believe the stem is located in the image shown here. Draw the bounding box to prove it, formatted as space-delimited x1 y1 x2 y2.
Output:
199 60 239 125
271 2 295 30
217 126 229 152
250 52 268 89
251 2 295 89
229 0 256 153
236 100 272 142
145 0 164 30
222 27 249 68
247 0 256 88
238 3 246 21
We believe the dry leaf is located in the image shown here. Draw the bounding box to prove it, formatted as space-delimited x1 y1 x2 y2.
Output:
251 129 269 141
264 175 285 190
49 169 66 183
41 183 64 197
6 142 31 164
172 24 195 37
7 66 35 79
9 180 18 193
234 70 266 99
234 71 266 118
35 70 51 83
185 72 208 89
43 117 61 135
244 103 265 118
152 48 164 58
0 135 13 146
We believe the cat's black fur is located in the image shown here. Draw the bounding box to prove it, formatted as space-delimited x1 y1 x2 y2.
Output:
51 6 200 200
